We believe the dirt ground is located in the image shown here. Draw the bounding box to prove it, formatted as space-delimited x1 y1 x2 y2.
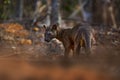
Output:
0 23 119 80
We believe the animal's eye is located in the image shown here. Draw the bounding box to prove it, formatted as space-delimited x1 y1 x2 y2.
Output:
47 32 52 35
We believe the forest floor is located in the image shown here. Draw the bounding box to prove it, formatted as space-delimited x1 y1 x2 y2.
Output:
0 23 119 80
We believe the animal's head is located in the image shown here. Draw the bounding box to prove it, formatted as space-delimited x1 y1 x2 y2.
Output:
44 24 59 42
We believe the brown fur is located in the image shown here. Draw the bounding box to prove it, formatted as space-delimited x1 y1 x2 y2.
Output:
44 24 95 57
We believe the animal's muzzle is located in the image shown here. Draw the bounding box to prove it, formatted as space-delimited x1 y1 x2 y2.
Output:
44 38 50 42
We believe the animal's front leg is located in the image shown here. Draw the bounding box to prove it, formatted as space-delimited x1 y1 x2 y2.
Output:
64 47 70 58
63 41 71 58
73 43 80 57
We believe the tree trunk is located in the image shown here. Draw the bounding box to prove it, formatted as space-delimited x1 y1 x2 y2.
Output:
103 0 117 28
50 0 61 25
45 0 51 26
19 0 24 20
79 0 93 24
14 0 24 20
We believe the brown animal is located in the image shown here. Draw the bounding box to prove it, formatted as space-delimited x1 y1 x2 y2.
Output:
44 23 95 57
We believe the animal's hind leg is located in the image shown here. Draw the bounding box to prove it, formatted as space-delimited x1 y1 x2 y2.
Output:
85 47 91 56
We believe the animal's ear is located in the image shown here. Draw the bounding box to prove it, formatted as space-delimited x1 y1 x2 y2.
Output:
43 24 46 29
52 23 59 30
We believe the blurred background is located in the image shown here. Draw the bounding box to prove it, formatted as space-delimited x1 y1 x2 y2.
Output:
0 1 120 80
0 0 120 28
